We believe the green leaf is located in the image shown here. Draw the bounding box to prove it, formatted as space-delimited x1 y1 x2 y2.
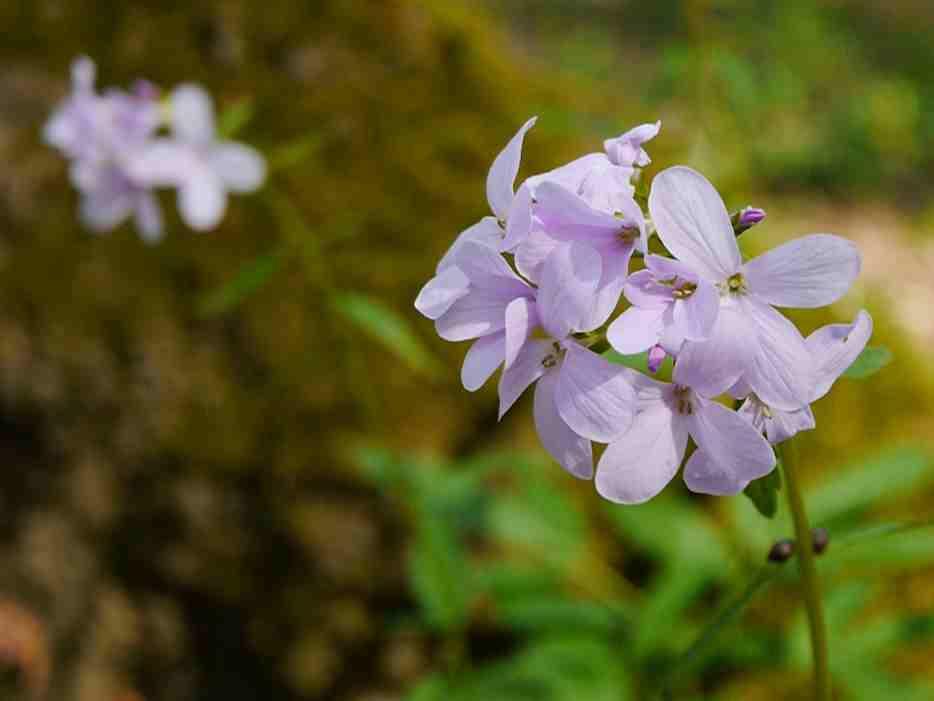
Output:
842 345 892 379
331 292 442 378
268 134 323 172
217 98 255 138
410 515 472 632
197 247 286 316
742 467 782 519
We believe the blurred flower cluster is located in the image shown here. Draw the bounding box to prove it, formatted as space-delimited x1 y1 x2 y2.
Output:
44 57 266 241
416 119 870 504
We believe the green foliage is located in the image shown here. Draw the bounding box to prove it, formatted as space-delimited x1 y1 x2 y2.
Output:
332 292 442 378
743 467 782 519
217 98 256 138
361 444 934 701
198 247 287 316
843 346 893 379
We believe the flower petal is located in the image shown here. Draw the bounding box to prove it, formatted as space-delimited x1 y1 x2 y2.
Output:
487 116 537 221
684 399 776 495
554 344 635 443
743 234 861 308
134 191 164 243
742 297 813 411
211 142 267 193
130 140 200 186
537 242 602 339
514 229 558 284
606 306 666 355
526 152 609 194
596 401 687 504
648 166 741 281
415 265 471 320
673 301 756 399
806 310 873 401
437 217 503 272
764 405 816 444
502 183 533 251
461 332 506 392
586 245 633 331
673 278 719 341
604 121 661 167
498 339 552 418
171 84 216 145
178 171 227 231
533 373 593 479
504 297 540 369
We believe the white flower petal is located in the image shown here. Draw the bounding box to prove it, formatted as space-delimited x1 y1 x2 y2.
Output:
461 333 506 392
534 373 593 479
648 166 741 282
743 234 861 308
487 116 537 220
211 142 266 193
171 84 216 145
596 401 687 504
554 344 635 443
806 310 873 401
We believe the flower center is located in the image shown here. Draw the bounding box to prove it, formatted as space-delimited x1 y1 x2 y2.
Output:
724 272 746 294
672 385 695 415
616 224 639 244
541 341 564 369
672 282 697 299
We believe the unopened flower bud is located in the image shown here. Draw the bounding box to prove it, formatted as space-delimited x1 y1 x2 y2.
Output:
811 527 829 555
731 206 766 235
647 344 667 373
768 538 795 563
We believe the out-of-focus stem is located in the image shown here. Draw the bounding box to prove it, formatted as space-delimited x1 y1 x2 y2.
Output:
780 439 831 701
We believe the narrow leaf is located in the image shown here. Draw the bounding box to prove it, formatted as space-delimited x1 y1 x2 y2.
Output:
843 345 892 379
331 292 442 378
217 98 255 138
198 247 286 316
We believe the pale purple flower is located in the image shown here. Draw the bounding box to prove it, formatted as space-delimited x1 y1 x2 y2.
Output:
44 57 164 240
611 166 861 411
131 84 266 231
498 242 636 477
596 368 776 504
414 240 534 391
737 310 873 443
607 253 719 357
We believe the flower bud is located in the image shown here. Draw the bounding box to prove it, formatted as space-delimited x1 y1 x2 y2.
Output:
647 344 667 373
767 538 795 563
731 206 766 235
811 527 829 555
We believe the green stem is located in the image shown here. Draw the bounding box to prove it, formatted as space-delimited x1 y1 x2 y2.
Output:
780 440 831 701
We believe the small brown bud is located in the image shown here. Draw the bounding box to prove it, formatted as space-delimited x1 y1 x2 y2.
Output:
812 527 830 555
768 538 796 563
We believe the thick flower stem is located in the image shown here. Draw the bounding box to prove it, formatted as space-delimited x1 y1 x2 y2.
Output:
779 439 831 701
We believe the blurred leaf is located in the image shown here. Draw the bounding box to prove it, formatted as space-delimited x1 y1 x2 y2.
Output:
197 247 286 316
332 292 442 378
743 468 782 519
217 98 255 138
410 515 472 632
268 134 323 172
660 567 776 697
809 447 931 524
842 345 892 379
427 636 632 701
496 598 630 637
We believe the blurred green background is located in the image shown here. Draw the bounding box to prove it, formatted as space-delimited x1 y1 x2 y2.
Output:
0 1 932 700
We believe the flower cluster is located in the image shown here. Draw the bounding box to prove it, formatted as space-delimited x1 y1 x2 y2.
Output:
416 119 871 504
44 56 266 241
